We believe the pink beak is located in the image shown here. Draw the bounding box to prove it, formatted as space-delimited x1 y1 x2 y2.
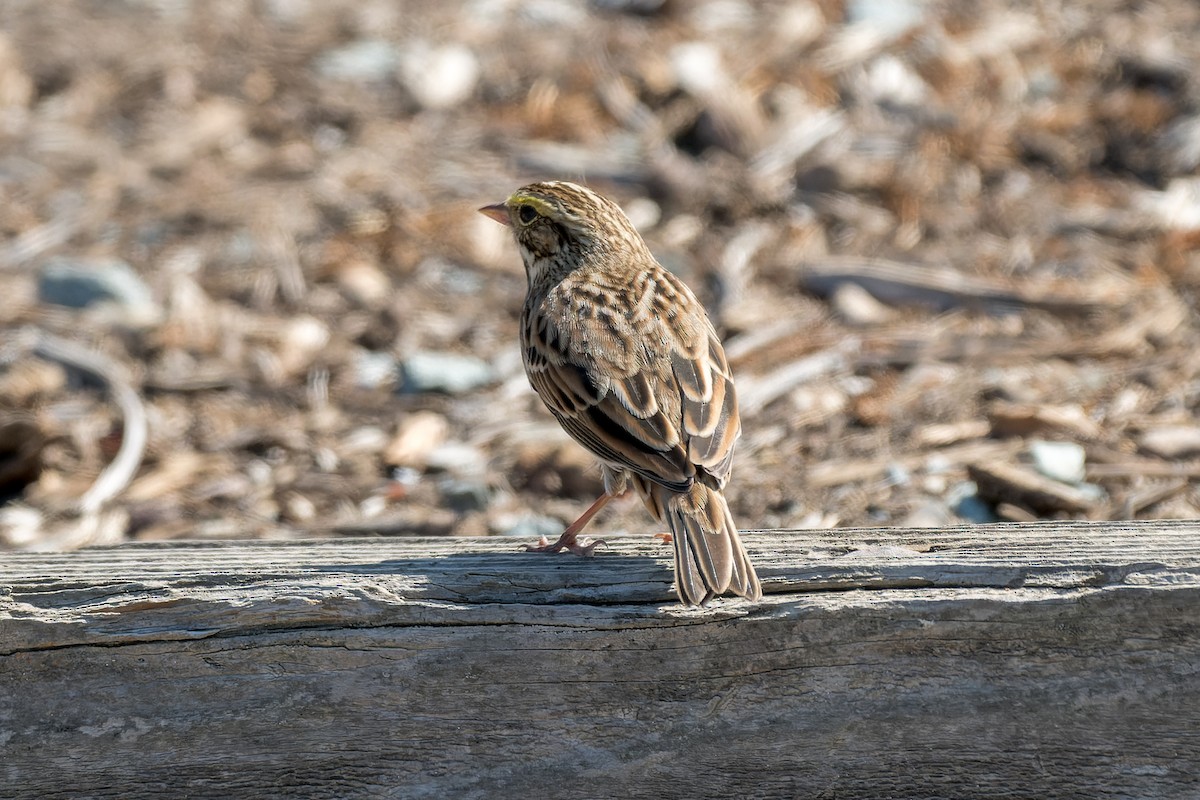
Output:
478 203 510 226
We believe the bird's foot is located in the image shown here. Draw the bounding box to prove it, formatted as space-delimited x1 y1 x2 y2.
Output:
524 531 607 556
653 532 673 545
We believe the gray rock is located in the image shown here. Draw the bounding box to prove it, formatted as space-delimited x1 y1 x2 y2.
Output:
1077 482 1108 504
314 40 400 82
846 0 925 36
948 481 998 524
438 478 491 513
885 463 911 486
1029 440 1086 485
399 352 494 395
38 257 158 321
353 351 397 390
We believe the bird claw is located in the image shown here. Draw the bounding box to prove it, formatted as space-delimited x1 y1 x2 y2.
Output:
653 532 673 545
570 537 607 556
523 534 606 556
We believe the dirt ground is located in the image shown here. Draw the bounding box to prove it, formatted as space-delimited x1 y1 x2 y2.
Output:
3 0 1200 550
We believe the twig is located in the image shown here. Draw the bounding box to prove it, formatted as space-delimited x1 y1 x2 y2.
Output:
807 440 1021 489
799 257 1132 313
0 193 85 270
736 341 856 415
28 330 148 514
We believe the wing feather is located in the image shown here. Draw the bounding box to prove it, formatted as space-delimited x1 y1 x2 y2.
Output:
522 264 738 493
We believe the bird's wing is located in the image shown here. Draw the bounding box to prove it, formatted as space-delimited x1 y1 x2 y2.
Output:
526 338 696 492
672 319 740 488
524 267 738 492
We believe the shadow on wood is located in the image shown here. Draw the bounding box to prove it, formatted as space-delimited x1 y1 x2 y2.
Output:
3 520 1200 799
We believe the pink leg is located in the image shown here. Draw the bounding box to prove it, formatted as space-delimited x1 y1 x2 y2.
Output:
525 490 625 556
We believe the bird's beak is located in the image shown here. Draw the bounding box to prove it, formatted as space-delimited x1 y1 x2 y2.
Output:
478 202 510 226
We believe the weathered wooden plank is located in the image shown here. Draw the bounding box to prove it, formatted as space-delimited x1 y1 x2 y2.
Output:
3 520 1200 799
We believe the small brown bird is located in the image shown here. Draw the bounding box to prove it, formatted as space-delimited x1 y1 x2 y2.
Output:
480 181 761 605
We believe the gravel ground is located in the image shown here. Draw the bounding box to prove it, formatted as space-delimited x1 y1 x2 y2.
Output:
3 0 1200 549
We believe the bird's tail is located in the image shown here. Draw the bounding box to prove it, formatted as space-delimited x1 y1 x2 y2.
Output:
650 481 761 606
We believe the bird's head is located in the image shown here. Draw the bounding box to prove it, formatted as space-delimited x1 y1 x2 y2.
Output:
479 181 649 285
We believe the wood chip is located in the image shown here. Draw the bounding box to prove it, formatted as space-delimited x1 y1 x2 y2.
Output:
968 461 1102 515
912 420 992 447
1138 425 1200 459
988 402 1103 440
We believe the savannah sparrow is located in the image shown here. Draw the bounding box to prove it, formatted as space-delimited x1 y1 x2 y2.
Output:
480 181 762 605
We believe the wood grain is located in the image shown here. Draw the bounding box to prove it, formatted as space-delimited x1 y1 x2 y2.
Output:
3 521 1200 799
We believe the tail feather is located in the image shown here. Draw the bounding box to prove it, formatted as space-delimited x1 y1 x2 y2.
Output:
654 482 762 605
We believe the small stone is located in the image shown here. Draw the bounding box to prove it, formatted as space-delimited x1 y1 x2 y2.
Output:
342 425 390 454
0 504 43 549
1139 426 1200 459
359 494 388 519
314 40 400 82
399 351 494 395
313 447 339 472
438 477 491 512
353 351 397 390
400 42 479 110
1139 177 1200 231
38 257 159 322
670 42 727 97
278 315 330 375
924 454 953 474
384 411 449 467
424 441 487 477
337 259 391 308
1028 440 1086 484
947 481 998 524
921 474 947 495
831 282 895 325
953 494 997 524
282 492 316 523
860 55 928 108
885 463 911 486
846 0 925 37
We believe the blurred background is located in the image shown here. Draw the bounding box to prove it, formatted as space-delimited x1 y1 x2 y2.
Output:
2 0 1199 550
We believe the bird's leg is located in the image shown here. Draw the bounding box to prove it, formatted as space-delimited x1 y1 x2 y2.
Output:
525 489 628 555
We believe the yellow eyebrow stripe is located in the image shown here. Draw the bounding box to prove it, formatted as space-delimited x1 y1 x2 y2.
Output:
506 193 559 219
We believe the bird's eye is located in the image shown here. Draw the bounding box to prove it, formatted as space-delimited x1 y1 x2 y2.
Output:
516 204 538 225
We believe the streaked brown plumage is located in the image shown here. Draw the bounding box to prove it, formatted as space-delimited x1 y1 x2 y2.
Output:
479 181 761 606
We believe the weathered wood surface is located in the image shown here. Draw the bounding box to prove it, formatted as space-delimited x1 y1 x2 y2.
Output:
3 520 1200 799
